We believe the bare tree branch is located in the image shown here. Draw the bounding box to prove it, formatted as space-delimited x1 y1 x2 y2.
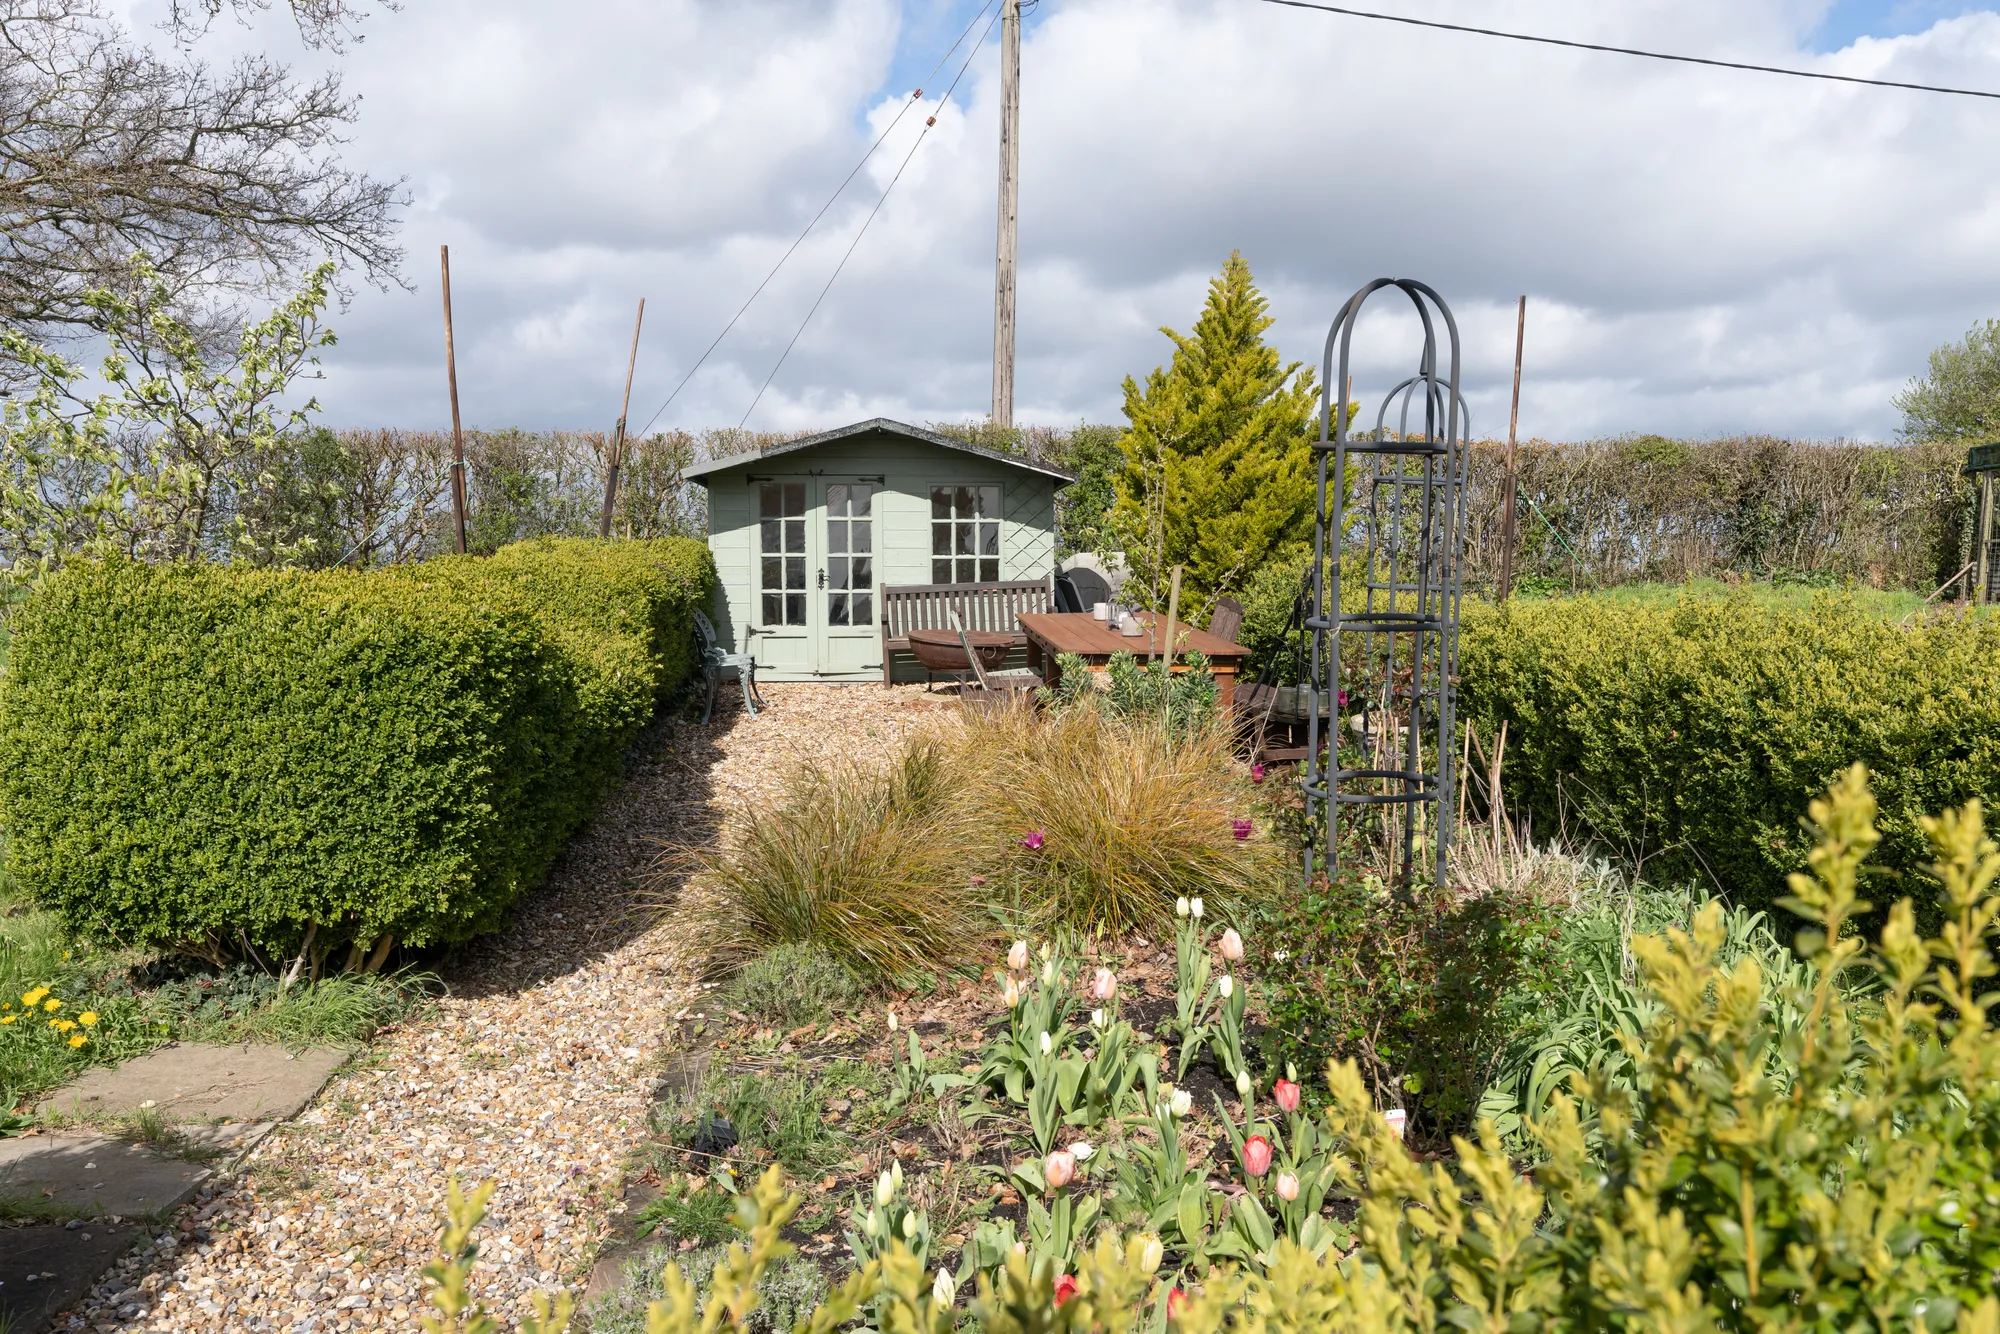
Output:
0 0 406 350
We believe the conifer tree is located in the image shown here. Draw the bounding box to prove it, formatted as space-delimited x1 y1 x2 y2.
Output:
1110 252 1318 614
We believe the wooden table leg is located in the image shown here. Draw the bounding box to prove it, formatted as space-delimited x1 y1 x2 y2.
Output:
1213 665 1238 715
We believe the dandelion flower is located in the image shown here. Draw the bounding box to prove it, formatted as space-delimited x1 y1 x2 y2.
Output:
43 998 60 1012
68 1034 87 1048
0 1015 16 1026
77 1012 98 1028
22 987 47 1007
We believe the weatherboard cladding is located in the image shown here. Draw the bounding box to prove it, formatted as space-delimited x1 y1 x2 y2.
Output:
693 419 1067 682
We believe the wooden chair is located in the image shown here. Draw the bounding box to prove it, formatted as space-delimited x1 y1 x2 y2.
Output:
950 610 1041 709
1207 595 1245 646
694 610 764 725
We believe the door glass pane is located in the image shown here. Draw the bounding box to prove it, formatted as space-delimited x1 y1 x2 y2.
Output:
852 522 871 554
784 521 804 554
762 592 781 623
828 597 849 627
761 557 781 588
852 484 873 518
760 519 779 553
852 556 872 588
760 483 783 518
827 483 848 518
828 525 847 554
829 557 849 590
785 558 805 589
783 483 804 515
853 593 872 625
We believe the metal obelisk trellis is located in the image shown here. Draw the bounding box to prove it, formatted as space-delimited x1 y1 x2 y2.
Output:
1301 279 1470 889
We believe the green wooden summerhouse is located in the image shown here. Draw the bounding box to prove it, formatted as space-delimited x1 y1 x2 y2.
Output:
687 418 1074 681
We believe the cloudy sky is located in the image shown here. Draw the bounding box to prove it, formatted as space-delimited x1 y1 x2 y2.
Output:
128 0 2000 441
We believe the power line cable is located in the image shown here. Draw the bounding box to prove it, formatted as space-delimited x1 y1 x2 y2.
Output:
630 0 1003 440
738 0 1006 427
1249 0 2000 100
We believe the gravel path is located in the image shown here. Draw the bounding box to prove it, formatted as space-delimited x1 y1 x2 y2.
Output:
54 684 958 1334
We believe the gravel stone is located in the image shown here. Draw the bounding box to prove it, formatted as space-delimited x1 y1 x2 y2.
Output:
50 685 953 1332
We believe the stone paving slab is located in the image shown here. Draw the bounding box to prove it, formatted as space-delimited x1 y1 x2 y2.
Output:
38 1043 347 1122
0 1221 141 1334
0 1134 210 1219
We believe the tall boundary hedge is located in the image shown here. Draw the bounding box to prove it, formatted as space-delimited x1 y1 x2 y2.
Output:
1459 592 2000 919
0 538 715 963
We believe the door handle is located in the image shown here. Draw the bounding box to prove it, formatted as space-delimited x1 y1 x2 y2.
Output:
816 568 826 589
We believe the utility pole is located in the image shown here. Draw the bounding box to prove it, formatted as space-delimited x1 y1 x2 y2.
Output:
440 245 468 556
1497 295 1526 601
990 0 1020 429
599 297 646 539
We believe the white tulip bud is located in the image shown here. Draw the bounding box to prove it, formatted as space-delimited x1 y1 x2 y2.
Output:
902 1212 919 1240
1235 1068 1252 1100
1070 1141 1094 1162
1176 896 1190 917
1218 974 1233 999
1140 1236 1165 1274
1039 1031 1053 1056
1191 897 1205 919
866 1207 883 1235
891 1159 903 1190
1170 1088 1193 1118
932 1268 957 1309
1041 958 1057 986
876 1171 894 1208
887 1011 898 1032
1090 1007 1105 1028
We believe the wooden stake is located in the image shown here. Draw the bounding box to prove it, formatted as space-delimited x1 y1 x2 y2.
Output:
440 245 469 556
1497 295 1526 601
599 297 646 539
990 0 1020 428
1159 564 1182 668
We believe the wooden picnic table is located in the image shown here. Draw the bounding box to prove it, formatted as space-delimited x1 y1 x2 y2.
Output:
1016 612 1250 712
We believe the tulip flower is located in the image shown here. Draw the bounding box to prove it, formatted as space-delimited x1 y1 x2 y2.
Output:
1219 928 1244 961
1176 895 1190 917
1090 1007 1104 1028
886 1011 898 1033
865 1207 883 1236
1045 1150 1076 1190
1217 975 1233 999
1003 976 1021 1008
1338 689 1348 707
1274 1078 1301 1114
891 1160 903 1189
1054 1274 1079 1308
1231 818 1253 840
1384 1107 1407 1140
1170 1088 1193 1118
932 1268 957 1309
969 875 987 886
903 1212 919 1240
1241 1135 1273 1177
876 1171 894 1207
1039 1031 1052 1056
1235 1068 1252 1100
1190 897 1205 919
1092 967 1117 1001
1021 829 1045 850
1042 957 1057 986
1140 1236 1165 1273
1167 1287 1189 1320
1251 761 1266 783
1070 1141 1094 1162
1007 939 1030 971
1276 1171 1300 1202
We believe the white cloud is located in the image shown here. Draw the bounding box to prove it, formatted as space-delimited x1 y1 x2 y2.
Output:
147 0 2000 440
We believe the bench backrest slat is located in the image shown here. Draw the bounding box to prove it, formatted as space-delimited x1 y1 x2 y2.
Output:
882 580 1051 638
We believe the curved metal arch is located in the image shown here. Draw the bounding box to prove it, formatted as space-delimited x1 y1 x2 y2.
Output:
1300 279 1469 890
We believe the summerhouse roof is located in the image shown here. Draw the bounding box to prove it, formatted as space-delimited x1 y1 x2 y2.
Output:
683 417 1076 486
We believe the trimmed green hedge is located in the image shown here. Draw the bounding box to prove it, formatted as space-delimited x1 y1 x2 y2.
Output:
0 538 714 961
1459 592 2000 919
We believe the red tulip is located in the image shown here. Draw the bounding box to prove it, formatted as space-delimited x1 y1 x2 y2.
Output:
1231 818 1253 840
1250 762 1266 783
1241 1134 1273 1177
1053 1274 1079 1308
1167 1287 1189 1320
1021 829 1045 850
1273 1078 1301 1114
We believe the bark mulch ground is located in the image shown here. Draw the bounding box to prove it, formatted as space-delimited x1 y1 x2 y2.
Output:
49 684 957 1334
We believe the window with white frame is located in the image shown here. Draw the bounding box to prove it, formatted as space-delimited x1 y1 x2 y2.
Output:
930 484 1000 584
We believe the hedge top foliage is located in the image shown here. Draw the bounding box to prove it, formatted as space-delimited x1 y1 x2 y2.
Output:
0 538 714 963
1460 587 2000 920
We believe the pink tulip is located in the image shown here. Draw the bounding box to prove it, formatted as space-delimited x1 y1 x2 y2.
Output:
1273 1078 1301 1114
1044 1150 1076 1190
1167 1288 1189 1320
1021 829 1044 850
1384 1108 1407 1140
1231 818 1253 840
1219 928 1244 962
1241 1135 1272 1177
1006 939 1030 972
1250 762 1266 783
1275 1171 1300 1202
1054 1274 1079 1308
970 875 987 886
1091 967 1117 1001
1338 689 1348 707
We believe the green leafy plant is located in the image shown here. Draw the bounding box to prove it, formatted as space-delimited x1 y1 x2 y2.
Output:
634 1179 740 1246
724 943 862 1030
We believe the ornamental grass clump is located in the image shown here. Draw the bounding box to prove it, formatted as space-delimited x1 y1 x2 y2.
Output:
696 735 989 983
965 706 1275 935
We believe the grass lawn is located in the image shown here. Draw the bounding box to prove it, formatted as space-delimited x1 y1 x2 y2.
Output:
1513 576 1968 620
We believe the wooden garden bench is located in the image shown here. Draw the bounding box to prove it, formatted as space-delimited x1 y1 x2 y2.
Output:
879 579 1052 685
